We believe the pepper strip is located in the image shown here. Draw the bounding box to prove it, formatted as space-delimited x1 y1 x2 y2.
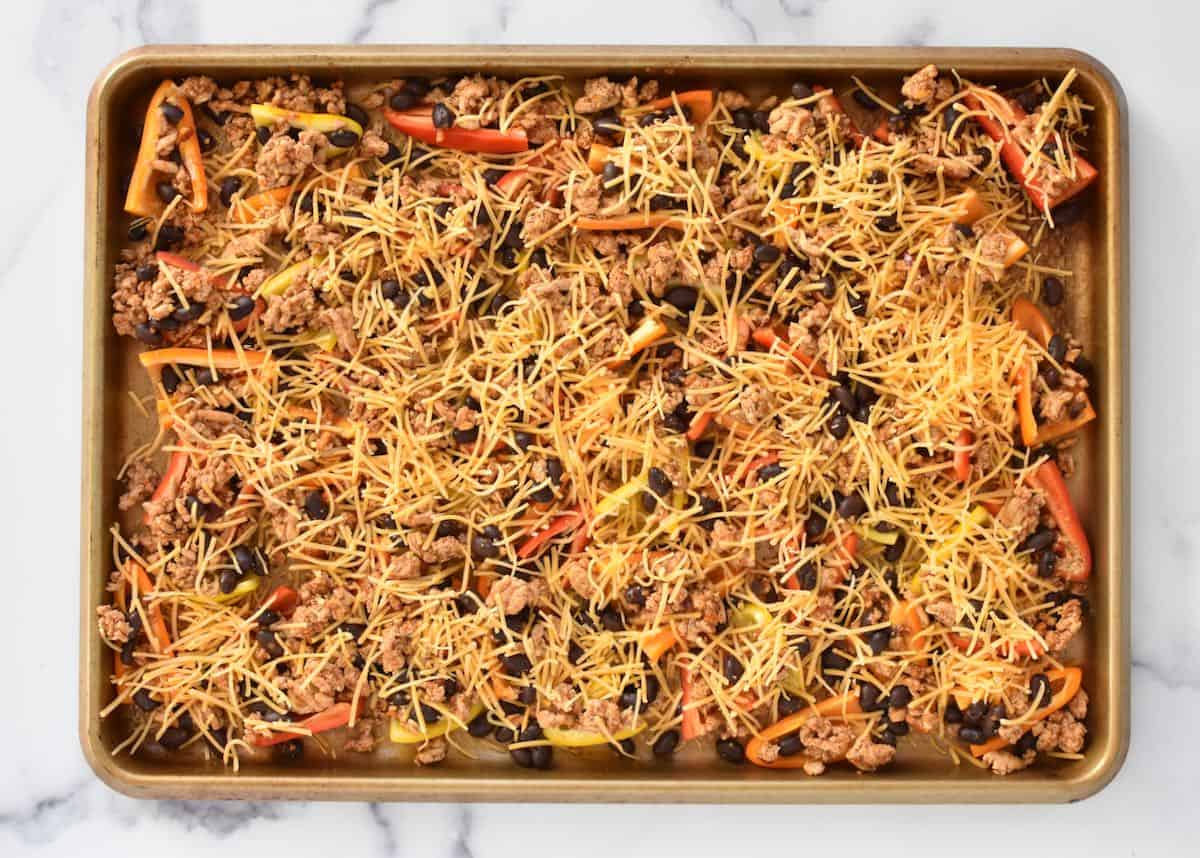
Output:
232 185 295 224
812 85 865 147
138 347 268 373
1011 296 1054 348
384 108 529 154
963 92 1099 212
126 562 172 655
1028 459 1091 581
679 665 704 741
969 667 1083 756
142 448 189 526
607 316 668 367
1015 363 1038 447
946 631 1045 661
745 692 864 768
517 506 585 559
125 81 208 217
250 104 364 156
249 701 361 748
641 627 680 663
575 213 686 231
1034 401 1096 445
750 327 827 378
644 89 716 124
953 428 974 483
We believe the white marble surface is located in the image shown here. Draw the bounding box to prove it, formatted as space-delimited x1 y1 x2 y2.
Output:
0 0 1194 854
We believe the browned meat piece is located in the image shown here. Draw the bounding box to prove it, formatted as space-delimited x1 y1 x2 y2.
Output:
255 130 327 189
997 484 1046 541
488 576 545 615
414 736 448 765
983 749 1036 775
119 460 160 511
846 735 896 772
901 64 940 104
343 718 377 753
799 716 854 763
97 605 132 645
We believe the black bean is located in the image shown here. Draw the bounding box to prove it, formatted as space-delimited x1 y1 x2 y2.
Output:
821 647 850 672
837 491 866 519
751 110 770 133
731 107 754 129
232 546 260 578
255 125 272 145
599 606 624 632
957 725 986 744
716 737 746 764
601 161 623 185
339 103 369 128
160 364 181 395
218 569 240 594
128 220 149 242
158 726 191 749
776 734 804 757
887 719 910 737
832 385 857 413
757 462 785 483
1047 333 1068 364
471 533 499 560
791 82 814 100
889 685 913 708
509 747 534 768
155 224 185 250
530 745 554 769
120 638 137 666
501 653 532 676
876 214 900 232
304 490 330 520
133 688 160 711
494 725 515 743
1019 527 1057 554
1037 550 1058 578
859 682 883 712
219 297 255 327
135 262 157 282
722 653 745 685
883 533 906 563
848 289 868 317
1042 276 1065 306
453 425 480 444
194 368 216 387
663 285 698 314
644 729 678 757
828 410 850 440
255 629 283 659
219 176 241 208
647 467 673 498
172 301 205 323
432 103 454 129
853 89 877 109
160 102 184 124
753 243 781 265
944 698 963 724
1041 364 1061 389
134 322 162 346
866 626 892 655
964 700 988 726
593 112 624 138
1029 672 1053 708
1014 730 1038 754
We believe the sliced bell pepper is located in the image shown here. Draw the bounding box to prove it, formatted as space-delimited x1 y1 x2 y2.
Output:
1011 296 1054 348
607 316 669 367
250 701 361 748
641 627 680 662
587 142 614 174
125 80 208 217
812 85 865 147
139 347 269 373
1034 400 1096 445
734 451 780 484
952 188 988 225
750 327 827 378
685 411 713 442
232 184 295 224
575 213 686 231
544 722 646 748
390 701 484 744
250 104 364 156
594 476 647 520
143 449 189 526
126 562 172 655
384 107 529 154
745 692 863 768
259 256 319 298
969 667 1082 756
644 89 716 125
679 665 704 741
214 576 262 603
953 428 974 483
517 506 585 559
1028 459 1091 581
261 585 300 616
946 631 1045 661
963 92 1099 213
1015 363 1038 447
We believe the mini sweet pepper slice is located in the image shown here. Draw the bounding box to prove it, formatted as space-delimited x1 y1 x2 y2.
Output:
250 104 364 156
383 107 529 154
125 80 208 217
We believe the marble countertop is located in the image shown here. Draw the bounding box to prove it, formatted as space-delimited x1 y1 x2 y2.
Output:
2 0 1193 854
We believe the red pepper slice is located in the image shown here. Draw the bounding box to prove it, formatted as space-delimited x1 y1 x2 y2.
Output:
1028 459 1091 581
249 701 360 748
143 450 189 526
261 585 300 616
679 665 704 741
953 428 974 483
963 92 1098 212
750 327 827 378
383 108 529 154
125 80 208 217
517 507 585 559
946 631 1045 660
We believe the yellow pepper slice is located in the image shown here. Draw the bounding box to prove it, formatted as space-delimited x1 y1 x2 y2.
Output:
543 722 646 748
730 603 771 629
250 104 364 156
594 477 647 520
214 576 261 603
389 702 483 744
